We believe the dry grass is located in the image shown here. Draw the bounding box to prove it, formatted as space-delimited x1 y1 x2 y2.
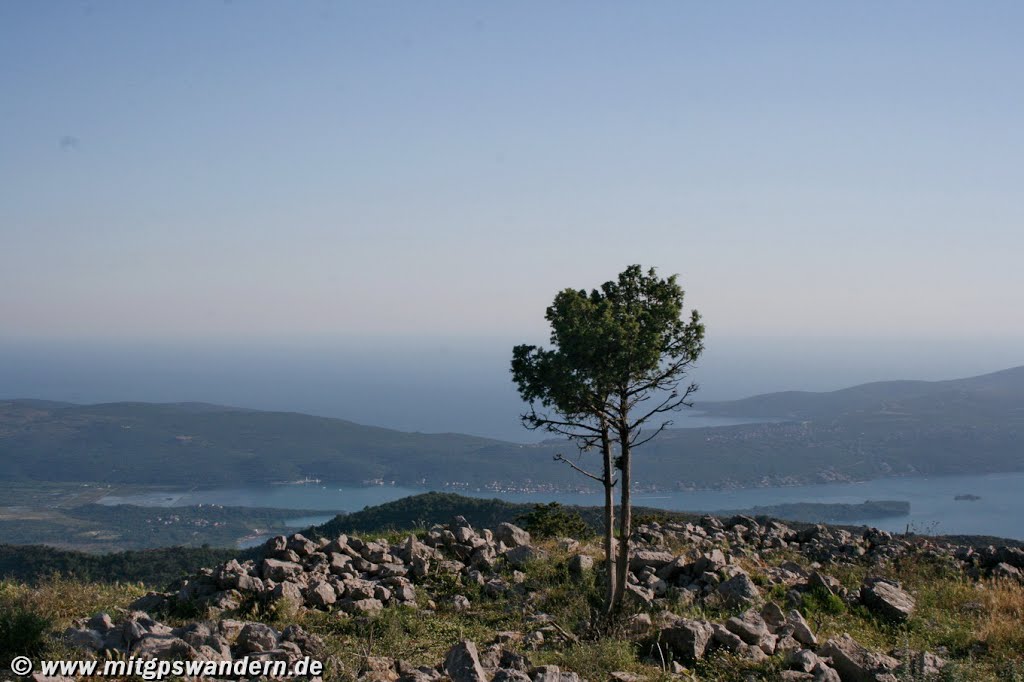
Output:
976 577 1024 659
0 576 147 630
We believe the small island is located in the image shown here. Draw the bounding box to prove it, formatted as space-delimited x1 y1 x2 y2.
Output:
955 494 982 501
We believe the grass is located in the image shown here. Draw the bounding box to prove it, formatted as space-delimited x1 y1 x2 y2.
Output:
2 537 1022 682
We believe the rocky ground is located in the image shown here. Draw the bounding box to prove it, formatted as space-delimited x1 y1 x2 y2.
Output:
10 513 1024 681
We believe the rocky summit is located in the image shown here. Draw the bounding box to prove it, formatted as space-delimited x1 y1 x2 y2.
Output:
19 511 1024 681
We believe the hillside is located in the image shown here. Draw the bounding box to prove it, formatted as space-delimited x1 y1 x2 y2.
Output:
2 364 1023 490
4 506 1024 681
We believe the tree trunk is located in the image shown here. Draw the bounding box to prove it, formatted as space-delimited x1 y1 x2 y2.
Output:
601 423 617 615
613 424 632 612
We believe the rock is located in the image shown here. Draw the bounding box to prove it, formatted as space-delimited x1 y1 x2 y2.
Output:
236 622 281 653
86 613 114 631
897 650 946 679
128 592 169 613
495 523 532 548
693 549 727 574
492 671 531 682
505 545 547 569
452 595 472 612
131 634 198 660
568 554 594 577
444 640 488 682
557 538 580 552
725 610 772 650
992 562 1023 581
787 649 823 673
305 581 337 609
269 581 304 608
787 610 818 647
711 623 744 652
716 573 761 608
262 558 304 582
818 634 900 682
63 627 103 651
659 618 714 664
609 673 642 682
624 613 652 636
761 601 787 630
623 583 654 608
362 656 399 682
628 550 676 571
808 572 842 597
342 598 385 615
860 580 915 624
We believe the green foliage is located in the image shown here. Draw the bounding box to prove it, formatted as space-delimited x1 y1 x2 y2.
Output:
0 543 243 587
800 587 847 617
517 503 593 540
0 604 50 665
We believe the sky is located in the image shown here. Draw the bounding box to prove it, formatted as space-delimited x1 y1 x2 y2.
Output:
2 2 1023 436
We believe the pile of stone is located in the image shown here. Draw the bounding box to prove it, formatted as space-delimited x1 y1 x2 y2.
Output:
658 605 944 681
62 610 325 678
161 532 423 616
156 518 543 617
360 638 580 682
633 515 1024 584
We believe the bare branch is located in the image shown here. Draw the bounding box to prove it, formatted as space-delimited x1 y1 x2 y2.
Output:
630 420 670 448
554 452 607 484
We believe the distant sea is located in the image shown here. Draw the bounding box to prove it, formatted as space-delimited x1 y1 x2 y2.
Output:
98 470 1024 541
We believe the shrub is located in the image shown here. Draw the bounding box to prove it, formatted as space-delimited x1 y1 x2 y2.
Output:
517 503 592 540
0 604 51 665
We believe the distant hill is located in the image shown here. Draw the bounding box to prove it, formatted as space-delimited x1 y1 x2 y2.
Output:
0 399 563 487
2 364 1023 490
696 365 1024 420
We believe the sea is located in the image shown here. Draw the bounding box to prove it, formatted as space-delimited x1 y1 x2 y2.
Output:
97 470 1024 543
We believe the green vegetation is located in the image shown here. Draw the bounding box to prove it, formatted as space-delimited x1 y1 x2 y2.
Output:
0 544 244 585
512 264 705 612
3 366 1024 492
0 497 328 551
516 502 593 540
6 535 1023 681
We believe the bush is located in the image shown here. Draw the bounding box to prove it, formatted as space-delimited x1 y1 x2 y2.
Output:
517 503 592 540
0 604 51 665
801 587 847 617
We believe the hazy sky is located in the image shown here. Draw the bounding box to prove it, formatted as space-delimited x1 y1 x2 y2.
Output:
2 3 1023 386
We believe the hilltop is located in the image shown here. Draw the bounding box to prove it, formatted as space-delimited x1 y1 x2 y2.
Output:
4 502 1023 681
2 365 1023 490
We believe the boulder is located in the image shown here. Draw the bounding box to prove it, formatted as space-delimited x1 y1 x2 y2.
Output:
628 550 675 571
716 572 761 608
235 622 281 653
261 558 304 582
787 610 818 647
725 610 773 651
659 618 714 664
444 640 488 682
818 634 900 682
131 634 198 660
568 554 594 577
505 545 547 569
860 580 915 624
495 523 531 548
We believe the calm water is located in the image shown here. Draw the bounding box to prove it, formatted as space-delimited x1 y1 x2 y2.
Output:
99 471 1024 541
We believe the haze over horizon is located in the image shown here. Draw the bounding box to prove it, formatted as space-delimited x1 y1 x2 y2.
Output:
3 3 1023 439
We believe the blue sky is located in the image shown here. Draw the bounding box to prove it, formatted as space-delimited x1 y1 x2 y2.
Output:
2 3 1023 390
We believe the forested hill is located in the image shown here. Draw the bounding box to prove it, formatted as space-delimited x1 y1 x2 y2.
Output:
0 400 562 487
2 364 1024 489
695 365 1024 420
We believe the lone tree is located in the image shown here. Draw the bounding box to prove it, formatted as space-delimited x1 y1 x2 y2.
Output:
511 265 704 613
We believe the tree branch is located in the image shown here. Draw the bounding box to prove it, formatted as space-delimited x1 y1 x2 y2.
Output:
554 452 608 484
